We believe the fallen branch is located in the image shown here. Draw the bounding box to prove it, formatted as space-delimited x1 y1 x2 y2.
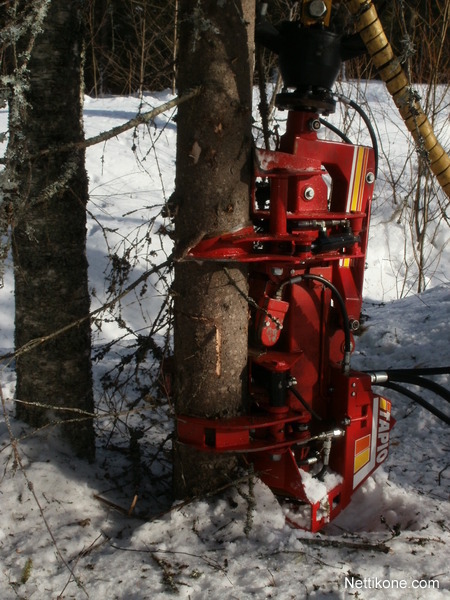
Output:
94 494 143 518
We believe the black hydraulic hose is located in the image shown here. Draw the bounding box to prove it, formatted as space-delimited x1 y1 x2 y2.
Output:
367 367 450 403
289 385 323 421
319 118 353 144
385 366 450 377
387 374 450 404
279 273 352 373
376 381 450 425
335 93 379 177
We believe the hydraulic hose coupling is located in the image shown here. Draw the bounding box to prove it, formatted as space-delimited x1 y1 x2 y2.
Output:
344 0 450 198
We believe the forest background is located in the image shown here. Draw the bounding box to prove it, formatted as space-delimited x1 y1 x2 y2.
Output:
80 0 449 96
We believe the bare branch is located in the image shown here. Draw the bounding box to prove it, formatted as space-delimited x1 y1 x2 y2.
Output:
0 88 201 165
0 257 172 364
43 87 201 156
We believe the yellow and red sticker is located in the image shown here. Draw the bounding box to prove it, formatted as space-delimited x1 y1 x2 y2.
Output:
353 396 392 489
346 146 370 214
354 434 371 474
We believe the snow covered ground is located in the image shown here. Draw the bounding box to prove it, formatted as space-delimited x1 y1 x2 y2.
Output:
0 83 449 599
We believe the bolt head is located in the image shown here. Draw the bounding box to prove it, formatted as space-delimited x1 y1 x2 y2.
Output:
309 0 327 18
304 186 315 200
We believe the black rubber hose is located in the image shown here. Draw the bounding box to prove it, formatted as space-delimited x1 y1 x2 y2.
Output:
386 374 450 404
377 381 450 425
319 118 353 144
385 366 450 377
335 93 379 177
367 367 450 403
289 385 323 421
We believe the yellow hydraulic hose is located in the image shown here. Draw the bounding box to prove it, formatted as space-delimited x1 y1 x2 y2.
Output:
344 0 450 199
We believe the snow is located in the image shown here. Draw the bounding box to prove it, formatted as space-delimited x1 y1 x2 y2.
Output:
1 83 449 598
299 469 343 505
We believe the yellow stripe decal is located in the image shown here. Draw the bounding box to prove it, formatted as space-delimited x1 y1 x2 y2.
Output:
380 397 391 412
346 147 358 212
354 447 371 473
350 147 369 213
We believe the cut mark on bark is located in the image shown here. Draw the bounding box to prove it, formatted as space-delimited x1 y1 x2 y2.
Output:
215 325 222 377
189 140 202 164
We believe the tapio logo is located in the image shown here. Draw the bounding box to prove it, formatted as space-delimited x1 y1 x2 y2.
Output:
353 396 392 489
376 397 391 464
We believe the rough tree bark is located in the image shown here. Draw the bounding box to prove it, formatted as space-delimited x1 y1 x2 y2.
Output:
9 1 95 460
172 0 255 496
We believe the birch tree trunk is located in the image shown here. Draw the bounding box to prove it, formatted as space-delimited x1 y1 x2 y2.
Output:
172 0 255 496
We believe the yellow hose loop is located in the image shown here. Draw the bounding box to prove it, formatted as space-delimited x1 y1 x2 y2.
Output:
344 0 450 198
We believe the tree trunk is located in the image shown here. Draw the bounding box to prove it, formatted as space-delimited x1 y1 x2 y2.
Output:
9 1 95 460
172 0 255 497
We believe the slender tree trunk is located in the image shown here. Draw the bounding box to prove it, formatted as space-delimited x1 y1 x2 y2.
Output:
172 0 255 497
9 1 95 460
